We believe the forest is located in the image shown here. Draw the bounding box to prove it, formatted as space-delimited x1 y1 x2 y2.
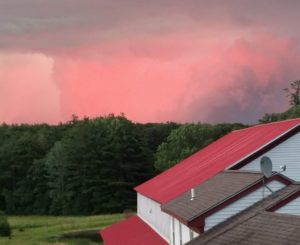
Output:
0 115 245 215
0 81 300 216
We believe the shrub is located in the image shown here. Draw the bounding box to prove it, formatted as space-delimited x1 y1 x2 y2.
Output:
123 209 135 219
0 211 11 237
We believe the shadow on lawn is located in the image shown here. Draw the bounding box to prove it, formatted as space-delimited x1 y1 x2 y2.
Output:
49 229 102 244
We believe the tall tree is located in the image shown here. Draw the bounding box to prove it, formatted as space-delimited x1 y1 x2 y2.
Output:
46 116 153 215
260 80 300 123
154 123 245 171
284 80 300 106
0 124 67 214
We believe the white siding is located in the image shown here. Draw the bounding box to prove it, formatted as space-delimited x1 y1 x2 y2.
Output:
181 223 190 244
276 196 300 215
241 132 300 181
174 219 180 245
170 217 199 245
204 180 286 231
171 218 175 245
137 193 170 241
137 194 199 245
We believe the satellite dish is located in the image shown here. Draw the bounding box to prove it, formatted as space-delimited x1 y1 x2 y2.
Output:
260 156 273 178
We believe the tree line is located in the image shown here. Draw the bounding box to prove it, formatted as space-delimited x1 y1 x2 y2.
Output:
0 115 244 215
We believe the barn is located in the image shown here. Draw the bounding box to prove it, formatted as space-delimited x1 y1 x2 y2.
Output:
100 118 300 244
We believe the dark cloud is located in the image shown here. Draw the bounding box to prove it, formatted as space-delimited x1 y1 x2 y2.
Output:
1 1 300 124
1 0 300 53
178 35 300 123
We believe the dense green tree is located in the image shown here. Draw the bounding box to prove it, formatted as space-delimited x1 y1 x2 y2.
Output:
136 122 180 171
46 141 70 215
0 124 67 214
0 114 248 215
0 116 174 215
154 123 246 171
46 116 153 214
259 106 300 123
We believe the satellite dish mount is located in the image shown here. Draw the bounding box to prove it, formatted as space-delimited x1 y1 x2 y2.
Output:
260 156 286 197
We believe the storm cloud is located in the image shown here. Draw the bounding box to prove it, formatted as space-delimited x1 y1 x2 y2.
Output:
1 0 300 124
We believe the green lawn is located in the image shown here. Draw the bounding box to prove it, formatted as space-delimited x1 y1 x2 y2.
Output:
0 214 124 245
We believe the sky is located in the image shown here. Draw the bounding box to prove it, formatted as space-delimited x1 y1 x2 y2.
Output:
1 0 300 124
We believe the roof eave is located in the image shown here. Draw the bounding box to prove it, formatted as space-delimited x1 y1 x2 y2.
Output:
228 123 300 170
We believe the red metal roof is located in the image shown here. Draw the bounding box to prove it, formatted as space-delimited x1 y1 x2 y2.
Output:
135 118 300 204
100 215 168 245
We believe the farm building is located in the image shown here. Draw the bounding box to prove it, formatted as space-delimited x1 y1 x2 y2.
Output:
100 118 300 244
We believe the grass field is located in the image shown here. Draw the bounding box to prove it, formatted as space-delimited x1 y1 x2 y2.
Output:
0 214 123 245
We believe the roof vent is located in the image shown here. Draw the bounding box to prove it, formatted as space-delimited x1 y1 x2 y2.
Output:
190 188 195 201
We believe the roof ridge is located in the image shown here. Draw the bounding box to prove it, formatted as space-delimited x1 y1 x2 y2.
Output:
223 170 262 174
232 117 300 133
262 210 300 220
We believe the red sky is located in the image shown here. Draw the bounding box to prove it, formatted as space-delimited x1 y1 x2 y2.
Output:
1 0 300 124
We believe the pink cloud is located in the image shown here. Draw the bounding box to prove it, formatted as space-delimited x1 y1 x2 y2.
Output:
2 0 300 125
0 53 60 124
53 51 188 122
48 33 300 124
1 32 300 125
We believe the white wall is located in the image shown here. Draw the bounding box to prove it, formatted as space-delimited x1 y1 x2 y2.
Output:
170 217 199 245
137 193 171 242
276 196 300 215
137 194 199 244
241 132 300 181
174 218 180 244
181 221 191 244
204 180 286 231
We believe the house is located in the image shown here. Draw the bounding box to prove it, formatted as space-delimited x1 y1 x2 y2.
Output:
161 170 291 242
100 118 300 245
188 183 300 245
